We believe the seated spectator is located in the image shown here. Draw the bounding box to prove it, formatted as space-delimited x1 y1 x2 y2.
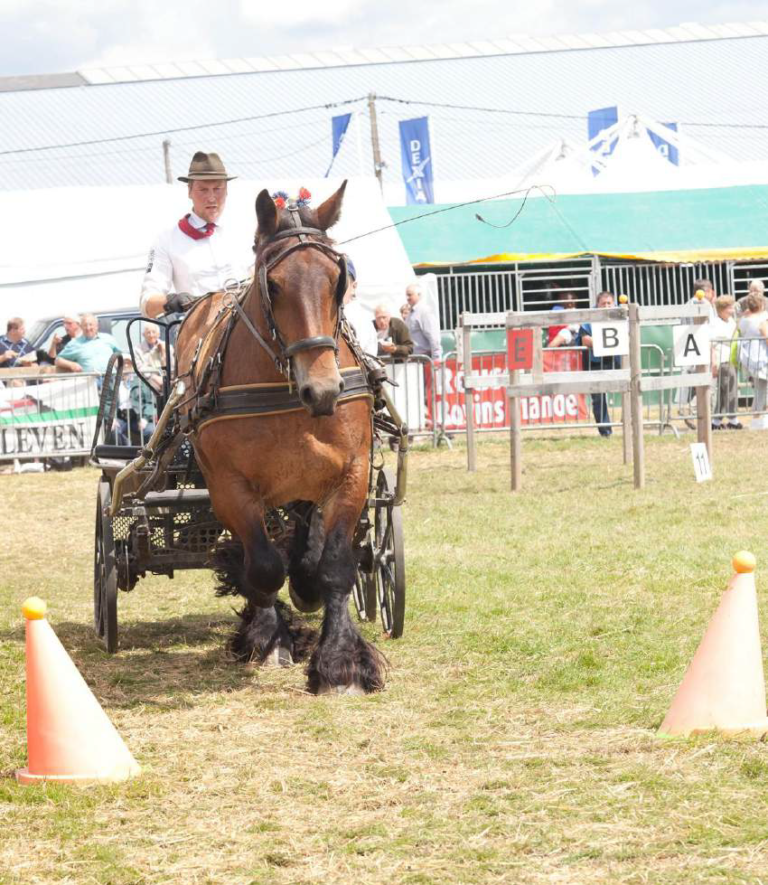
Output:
0 317 36 368
112 370 157 445
37 314 82 365
55 313 122 374
548 294 579 348
137 322 171 391
373 303 414 361
711 295 741 430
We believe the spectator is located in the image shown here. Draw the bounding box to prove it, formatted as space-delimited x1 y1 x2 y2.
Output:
548 293 579 348
55 313 122 374
404 283 441 361
578 291 618 437
0 317 36 368
711 295 741 430
736 278 765 318
400 303 412 322
373 303 414 361
36 314 82 366
736 289 768 431
140 151 254 319
342 258 378 357
137 322 170 391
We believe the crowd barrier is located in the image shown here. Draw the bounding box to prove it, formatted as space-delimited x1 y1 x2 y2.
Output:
0 368 161 463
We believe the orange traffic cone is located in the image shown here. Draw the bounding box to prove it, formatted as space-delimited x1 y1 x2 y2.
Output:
658 552 768 738
16 597 141 785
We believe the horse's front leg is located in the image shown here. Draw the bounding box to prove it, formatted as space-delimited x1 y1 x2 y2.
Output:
306 485 387 695
209 480 295 665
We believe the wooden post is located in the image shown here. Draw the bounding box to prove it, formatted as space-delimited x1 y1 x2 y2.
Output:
628 304 645 489
367 93 384 193
509 368 522 492
162 139 173 184
462 319 477 472
621 352 631 465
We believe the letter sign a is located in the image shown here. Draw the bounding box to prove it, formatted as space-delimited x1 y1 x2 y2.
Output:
673 325 711 367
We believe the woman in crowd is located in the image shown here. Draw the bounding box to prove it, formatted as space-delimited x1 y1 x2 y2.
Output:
737 287 768 430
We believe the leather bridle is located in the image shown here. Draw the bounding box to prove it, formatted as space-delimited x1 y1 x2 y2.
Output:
233 207 348 380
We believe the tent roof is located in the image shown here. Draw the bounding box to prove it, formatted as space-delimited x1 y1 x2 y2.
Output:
388 184 768 265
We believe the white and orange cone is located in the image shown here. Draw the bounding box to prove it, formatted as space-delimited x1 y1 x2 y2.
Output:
16 597 141 785
658 552 768 738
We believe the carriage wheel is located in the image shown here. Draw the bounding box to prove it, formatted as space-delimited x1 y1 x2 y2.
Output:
373 467 406 638
94 479 119 653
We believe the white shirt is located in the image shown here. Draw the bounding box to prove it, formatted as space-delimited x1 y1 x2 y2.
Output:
406 299 442 360
711 314 736 365
140 210 254 316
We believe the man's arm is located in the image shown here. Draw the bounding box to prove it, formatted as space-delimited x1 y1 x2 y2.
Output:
390 319 414 358
55 356 83 373
140 238 174 318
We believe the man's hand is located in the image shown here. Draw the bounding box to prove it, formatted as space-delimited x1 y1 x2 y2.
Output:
165 292 195 314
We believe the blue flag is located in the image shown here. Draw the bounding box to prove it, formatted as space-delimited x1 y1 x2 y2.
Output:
325 113 351 177
588 106 618 176
399 116 434 204
648 122 679 166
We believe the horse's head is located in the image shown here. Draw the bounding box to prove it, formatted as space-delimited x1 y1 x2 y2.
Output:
254 182 349 417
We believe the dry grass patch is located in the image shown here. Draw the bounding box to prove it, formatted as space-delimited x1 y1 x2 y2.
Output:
3 432 768 883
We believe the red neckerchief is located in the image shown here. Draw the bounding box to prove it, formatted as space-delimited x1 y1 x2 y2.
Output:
178 214 216 240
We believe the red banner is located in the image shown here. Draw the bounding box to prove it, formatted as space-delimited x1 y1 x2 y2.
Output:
427 350 588 430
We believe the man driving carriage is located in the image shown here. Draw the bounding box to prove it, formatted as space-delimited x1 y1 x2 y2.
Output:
140 152 254 319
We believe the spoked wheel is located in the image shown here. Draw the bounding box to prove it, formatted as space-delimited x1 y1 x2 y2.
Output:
94 478 118 653
373 467 406 638
352 564 377 623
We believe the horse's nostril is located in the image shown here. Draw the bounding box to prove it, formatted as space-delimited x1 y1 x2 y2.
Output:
299 386 314 407
338 378 345 394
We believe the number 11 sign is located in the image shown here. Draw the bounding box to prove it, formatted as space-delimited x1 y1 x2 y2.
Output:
690 442 712 482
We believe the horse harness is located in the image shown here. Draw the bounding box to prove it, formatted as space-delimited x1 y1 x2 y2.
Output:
176 213 377 434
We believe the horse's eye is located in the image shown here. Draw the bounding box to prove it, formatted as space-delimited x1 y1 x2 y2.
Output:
268 280 280 299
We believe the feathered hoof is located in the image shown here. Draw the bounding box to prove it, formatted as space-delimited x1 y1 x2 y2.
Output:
315 683 366 696
263 644 294 667
288 580 323 614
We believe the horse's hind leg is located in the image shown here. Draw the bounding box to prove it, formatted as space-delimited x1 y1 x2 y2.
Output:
306 501 386 695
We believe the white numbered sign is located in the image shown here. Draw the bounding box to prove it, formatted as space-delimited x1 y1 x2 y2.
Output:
591 321 629 358
690 442 712 483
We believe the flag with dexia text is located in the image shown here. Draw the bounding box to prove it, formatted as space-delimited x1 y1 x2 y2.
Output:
399 117 434 205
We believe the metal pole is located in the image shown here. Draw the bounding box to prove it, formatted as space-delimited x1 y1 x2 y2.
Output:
367 93 384 193
162 140 173 184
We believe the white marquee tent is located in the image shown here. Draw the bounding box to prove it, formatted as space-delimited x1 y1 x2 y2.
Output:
0 176 417 331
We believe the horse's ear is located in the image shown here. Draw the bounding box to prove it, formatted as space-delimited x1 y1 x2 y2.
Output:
255 189 278 238
315 180 347 232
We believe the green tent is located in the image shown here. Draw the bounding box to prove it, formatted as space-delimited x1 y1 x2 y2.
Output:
388 185 768 266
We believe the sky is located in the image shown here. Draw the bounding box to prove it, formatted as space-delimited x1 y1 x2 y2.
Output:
3 0 768 77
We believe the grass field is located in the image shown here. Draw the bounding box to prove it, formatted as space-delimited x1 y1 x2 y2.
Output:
3 432 768 884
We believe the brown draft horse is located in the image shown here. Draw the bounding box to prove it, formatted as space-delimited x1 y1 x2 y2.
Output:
175 182 386 694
